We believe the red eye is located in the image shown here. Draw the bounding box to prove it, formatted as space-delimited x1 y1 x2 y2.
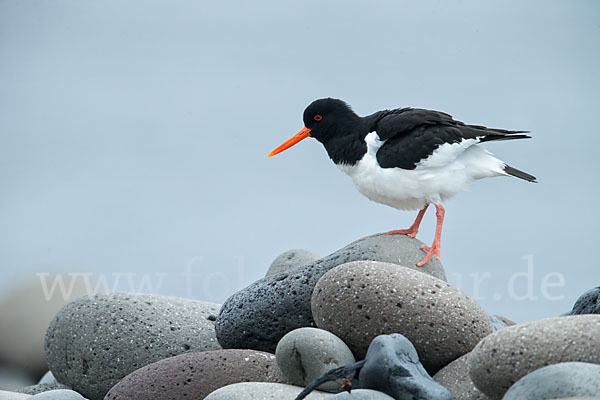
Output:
314 114 323 121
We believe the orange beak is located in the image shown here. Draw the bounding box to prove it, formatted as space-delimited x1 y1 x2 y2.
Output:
267 127 311 157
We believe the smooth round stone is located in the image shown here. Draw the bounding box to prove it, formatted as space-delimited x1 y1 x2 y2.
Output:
565 287 600 315
105 349 289 400
311 261 491 372
29 389 85 399
45 293 221 400
0 390 32 399
468 315 600 399
331 390 395 399
266 249 321 276
15 384 70 395
204 382 334 399
276 327 355 390
503 362 600 400
433 353 490 400
216 234 446 353
0 276 87 376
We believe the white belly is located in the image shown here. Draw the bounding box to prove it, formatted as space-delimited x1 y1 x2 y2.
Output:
337 132 507 210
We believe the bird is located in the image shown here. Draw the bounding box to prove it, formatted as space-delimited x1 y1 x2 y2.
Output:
268 98 536 267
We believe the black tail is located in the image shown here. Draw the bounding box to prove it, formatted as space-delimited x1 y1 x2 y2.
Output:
504 165 537 182
479 133 532 143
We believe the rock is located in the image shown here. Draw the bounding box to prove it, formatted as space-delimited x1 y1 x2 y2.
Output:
267 250 321 276
468 315 600 399
565 287 600 315
105 349 289 400
0 365 35 391
0 390 32 399
493 315 515 327
15 384 70 395
276 327 355 390
488 315 508 331
29 389 86 399
204 382 334 399
433 352 490 400
36 372 55 385
44 293 221 400
502 362 600 400
331 390 395 399
0 276 88 376
311 261 491 371
217 234 446 353
358 334 451 400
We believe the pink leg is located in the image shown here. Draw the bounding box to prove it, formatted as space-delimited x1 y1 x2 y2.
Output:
385 204 429 238
416 203 445 267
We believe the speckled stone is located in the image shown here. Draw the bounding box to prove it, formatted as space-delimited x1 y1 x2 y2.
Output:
204 382 334 399
105 349 289 400
29 389 86 399
502 362 600 400
433 353 490 400
266 249 321 276
217 234 446 353
331 390 395 399
468 315 600 399
311 261 491 372
276 327 355 390
565 287 600 315
44 293 221 400
15 384 70 395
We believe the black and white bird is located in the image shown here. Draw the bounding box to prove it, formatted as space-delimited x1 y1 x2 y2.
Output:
268 98 536 267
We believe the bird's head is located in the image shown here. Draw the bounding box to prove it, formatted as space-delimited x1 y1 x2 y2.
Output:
268 98 360 157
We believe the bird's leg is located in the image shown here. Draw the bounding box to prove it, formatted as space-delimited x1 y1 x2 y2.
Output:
416 203 445 267
384 204 429 238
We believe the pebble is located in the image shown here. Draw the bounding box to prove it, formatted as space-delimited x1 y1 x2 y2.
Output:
29 389 86 399
359 334 451 400
311 261 491 372
468 315 600 399
0 390 31 399
44 293 221 400
216 234 446 353
105 349 289 400
433 352 490 400
502 362 600 400
15 384 70 396
565 287 600 315
331 390 395 399
204 382 334 399
488 315 508 331
36 372 56 385
276 327 355 390
266 249 321 276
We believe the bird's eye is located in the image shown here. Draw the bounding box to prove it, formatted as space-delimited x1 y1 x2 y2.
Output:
314 114 323 121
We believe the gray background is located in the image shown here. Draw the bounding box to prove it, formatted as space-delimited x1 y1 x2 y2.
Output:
1 0 598 322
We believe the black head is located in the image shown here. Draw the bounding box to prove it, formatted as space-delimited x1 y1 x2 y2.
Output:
302 98 360 144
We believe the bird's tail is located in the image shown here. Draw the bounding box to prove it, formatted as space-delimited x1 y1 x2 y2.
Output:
504 164 537 182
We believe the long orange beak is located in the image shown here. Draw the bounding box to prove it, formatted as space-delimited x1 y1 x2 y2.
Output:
267 127 311 157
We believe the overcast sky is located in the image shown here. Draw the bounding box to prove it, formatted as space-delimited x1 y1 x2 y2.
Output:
1 0 599 322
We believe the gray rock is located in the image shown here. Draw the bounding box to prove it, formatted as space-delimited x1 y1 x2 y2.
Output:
565 287 600 315
488 315 508 331
276 327 355 390
105 349 289 400
204 382 334 399
217 234 446 353
502 362 600 400
433 352 490 400
331 390 394 399
311 261 491 371
15 384 70 395
29 389 85 399
468 315 600 399
44 293 221 400
0 390 32 399
359 334 452 400
267 249 321 276
493 315 515 327
36 372 56 385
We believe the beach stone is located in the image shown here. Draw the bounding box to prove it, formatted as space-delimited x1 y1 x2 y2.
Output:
488 315 508 331
0 390 31 399
36 372 56 385
276 327 355 390
15 384 70 395
204 382 334 399
312 261 491 371
468 315 600 399
105 349 289 400
29 389 85 399
433 352 490 400
267 250 321 276
358 334 451 400
565 287 600 315
217 234 446 353
45 293 221 400
0 276 88 376
493 315 515 327
502 362 600 400
331 390 395 399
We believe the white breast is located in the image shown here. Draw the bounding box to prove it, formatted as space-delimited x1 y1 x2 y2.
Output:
336 132 507 210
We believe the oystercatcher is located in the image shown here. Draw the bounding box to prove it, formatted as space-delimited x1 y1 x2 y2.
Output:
268 98 536 266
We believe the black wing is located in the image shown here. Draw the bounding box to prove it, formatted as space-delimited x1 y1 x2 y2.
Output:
373 108 530 170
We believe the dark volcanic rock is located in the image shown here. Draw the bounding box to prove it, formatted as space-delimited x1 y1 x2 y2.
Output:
104 349 288 400
565 286 600 315
216 234 446 353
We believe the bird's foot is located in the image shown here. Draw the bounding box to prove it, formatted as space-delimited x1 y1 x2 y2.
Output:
417 242 440 267
384 228 418 238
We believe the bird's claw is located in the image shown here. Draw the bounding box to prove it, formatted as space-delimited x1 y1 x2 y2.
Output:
416 243 440 267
